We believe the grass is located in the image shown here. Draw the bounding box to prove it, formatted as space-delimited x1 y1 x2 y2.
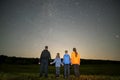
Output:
0 73 120 80
0 64 120 80
0 64 119 75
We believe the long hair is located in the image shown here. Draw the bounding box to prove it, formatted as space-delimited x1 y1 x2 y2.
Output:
56 53 60 58
73 48 78 57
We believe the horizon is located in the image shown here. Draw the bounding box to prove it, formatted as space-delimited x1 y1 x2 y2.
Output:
0 54 120 61
0 0 120 61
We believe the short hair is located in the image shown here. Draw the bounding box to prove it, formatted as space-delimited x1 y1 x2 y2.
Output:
65 50 68 53
45 46 48 49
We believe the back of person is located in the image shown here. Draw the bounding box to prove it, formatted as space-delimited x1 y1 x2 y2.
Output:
71 51 80 65
40 50 51 62
55 57 62 67
63 50 70 79
50 53 63 78
39 46 51 78
63 54 70 64
71 48 80 78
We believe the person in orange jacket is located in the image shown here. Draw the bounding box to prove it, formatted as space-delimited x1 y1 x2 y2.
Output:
71 48 80 77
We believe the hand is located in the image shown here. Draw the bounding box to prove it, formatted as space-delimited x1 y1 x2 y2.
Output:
50 62 52 64
38 62 40 64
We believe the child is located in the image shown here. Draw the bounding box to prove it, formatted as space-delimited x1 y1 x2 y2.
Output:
71 48 80 78
63 50 71 78
50 53 63 77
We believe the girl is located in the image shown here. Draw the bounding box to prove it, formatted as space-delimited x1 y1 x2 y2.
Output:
71 48 80 78
50 53 63 77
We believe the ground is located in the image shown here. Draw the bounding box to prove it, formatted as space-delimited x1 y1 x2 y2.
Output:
0 64 120 80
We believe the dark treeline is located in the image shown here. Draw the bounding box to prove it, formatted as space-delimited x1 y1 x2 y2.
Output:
0 55 39 65
0 55 120 65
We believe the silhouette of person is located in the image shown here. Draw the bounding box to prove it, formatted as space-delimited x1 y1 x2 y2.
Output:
71 48 80 78
50 53 63 78
39 46 51 78
63 50 71 79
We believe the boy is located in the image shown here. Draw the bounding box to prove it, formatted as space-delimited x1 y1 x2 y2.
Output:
63 50 71 78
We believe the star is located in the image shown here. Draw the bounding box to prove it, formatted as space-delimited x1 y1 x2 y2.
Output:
75 2 79 6
115 35 119 38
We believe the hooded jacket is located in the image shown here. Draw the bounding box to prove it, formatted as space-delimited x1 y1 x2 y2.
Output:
63 53 70 64
71 52 80 65
40 50 51 62
51 58 63 67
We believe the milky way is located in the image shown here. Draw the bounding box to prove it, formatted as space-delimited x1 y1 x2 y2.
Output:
0 0 120 60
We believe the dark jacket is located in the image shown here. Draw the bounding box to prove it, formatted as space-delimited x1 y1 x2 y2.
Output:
40 50 51 62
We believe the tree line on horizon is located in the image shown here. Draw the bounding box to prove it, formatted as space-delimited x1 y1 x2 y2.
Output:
0 55 120 65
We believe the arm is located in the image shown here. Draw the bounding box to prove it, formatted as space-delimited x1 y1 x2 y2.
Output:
79 54 80 65
50 59 56 64
69 55 71 64
63 55 65 64
71 53 73 65
60 59 63 66
39 51 43 63
49 52 51 60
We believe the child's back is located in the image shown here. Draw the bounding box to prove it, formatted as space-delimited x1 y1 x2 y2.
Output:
54 57 62 67
50 53 63 77
63 54 70 64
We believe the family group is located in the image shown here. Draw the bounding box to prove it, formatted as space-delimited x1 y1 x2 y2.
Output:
39 46 80 79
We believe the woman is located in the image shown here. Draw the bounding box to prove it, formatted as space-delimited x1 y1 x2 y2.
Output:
71 48 80 77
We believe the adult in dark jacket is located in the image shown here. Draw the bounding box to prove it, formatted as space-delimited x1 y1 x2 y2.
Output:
39 46 51 77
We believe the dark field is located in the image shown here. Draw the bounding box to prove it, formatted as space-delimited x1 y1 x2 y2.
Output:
0 64 120 80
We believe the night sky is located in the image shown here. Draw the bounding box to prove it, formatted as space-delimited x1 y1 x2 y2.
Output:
0 0 120 60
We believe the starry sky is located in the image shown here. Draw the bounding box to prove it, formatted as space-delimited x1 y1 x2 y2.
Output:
0 0 120 60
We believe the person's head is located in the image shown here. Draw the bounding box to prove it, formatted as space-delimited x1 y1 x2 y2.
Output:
65 50 68 54
56 53 60 58
45 46 48 50
73 48 78 57
73 48 76 52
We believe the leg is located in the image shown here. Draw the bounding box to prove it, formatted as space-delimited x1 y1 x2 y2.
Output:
64 64 67 78
40 62 44 77
74 64 78 77
44 61 48 77
58 67 60 76
67 64 70 77
56 67 60 77
56 67 59 77
76 64 80 77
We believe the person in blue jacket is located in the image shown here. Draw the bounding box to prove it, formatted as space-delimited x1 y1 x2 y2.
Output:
50 53 63 77
63 50 71 78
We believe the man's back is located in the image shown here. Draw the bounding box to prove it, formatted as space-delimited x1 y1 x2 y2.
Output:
40 50 51 62
39 46 51 77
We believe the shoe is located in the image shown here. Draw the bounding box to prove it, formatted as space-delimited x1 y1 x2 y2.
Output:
45 75 48 78
56 74 59 78
39 74 42 77
64 76 67 79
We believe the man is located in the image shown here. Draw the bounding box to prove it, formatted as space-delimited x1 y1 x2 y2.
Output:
39 46 51 77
